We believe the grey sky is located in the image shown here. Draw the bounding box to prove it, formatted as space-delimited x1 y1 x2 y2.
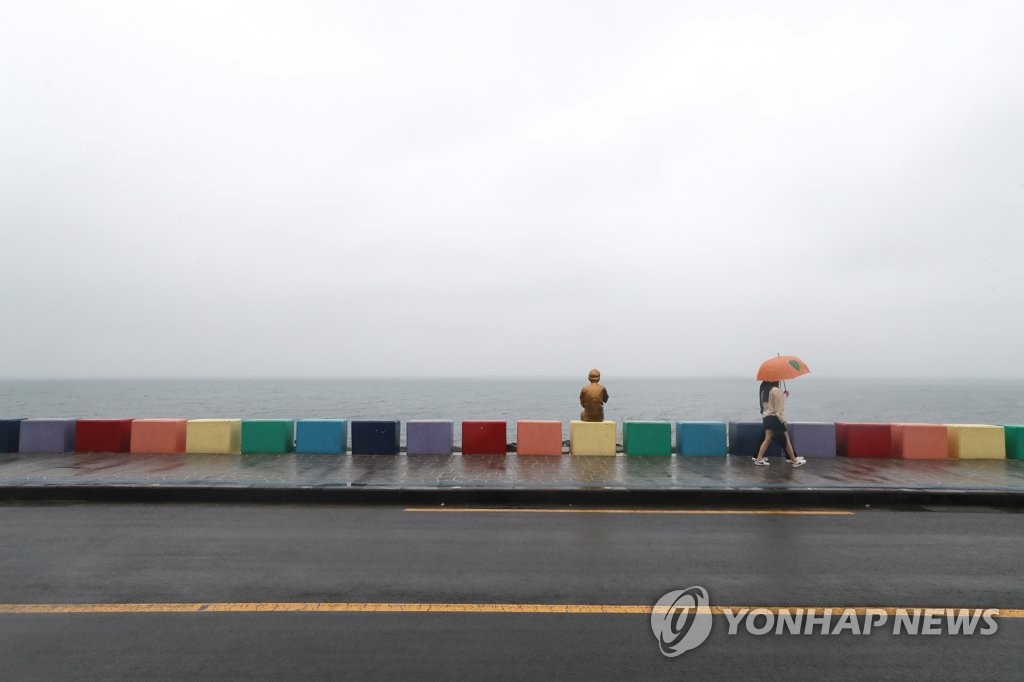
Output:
2 1 1022 379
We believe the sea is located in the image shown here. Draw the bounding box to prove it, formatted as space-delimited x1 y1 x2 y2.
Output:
2 378 1023 445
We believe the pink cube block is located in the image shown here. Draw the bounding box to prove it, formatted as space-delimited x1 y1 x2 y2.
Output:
131 419 187 454
891 423 947 460
516 420 563 455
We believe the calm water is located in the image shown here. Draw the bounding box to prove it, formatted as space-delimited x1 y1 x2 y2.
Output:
2 378 1023 444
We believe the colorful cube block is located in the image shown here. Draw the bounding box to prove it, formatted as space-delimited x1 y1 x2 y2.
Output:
186 419 242 454
570 420 616 456
676 421 727 456
295 419 348 454
788 422 836 457
891 423 947 460
516 420 563 455
407 420 453 455
19 419 76 453
623 421 672 456
836 423 892 458
1004 425 1024 461
351 420 400 455
241 419 295 454
130 419 187 454
75 419 133 453
946 424 1005 459
728 422 780 457
0 419 23 453
462 420 507 455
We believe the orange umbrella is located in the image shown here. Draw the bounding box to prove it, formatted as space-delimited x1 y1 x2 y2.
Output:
756 355 810 381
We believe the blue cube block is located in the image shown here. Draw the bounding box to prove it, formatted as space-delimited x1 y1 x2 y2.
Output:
676 421 727 456
728 421 781 457
295 419 347 454
0 419 23 453
351 420 400 455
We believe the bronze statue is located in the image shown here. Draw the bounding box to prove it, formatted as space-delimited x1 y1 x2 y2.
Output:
579 369 609 422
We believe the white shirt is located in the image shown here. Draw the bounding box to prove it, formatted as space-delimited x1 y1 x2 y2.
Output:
761 387 787 423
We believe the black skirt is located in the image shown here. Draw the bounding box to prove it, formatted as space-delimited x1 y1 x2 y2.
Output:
762 416 789 448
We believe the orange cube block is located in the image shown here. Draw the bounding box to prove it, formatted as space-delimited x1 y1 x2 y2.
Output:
516 420 563 455
891 423 947 460
131 419 187 454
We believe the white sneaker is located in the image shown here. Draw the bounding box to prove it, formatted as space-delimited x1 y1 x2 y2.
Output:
791 459 805 468
795 456 806 464
753 458 770 466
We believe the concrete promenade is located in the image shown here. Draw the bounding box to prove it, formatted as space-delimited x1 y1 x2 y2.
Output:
1 452 1023 505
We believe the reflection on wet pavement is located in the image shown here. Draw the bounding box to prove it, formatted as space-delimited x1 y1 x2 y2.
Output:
0 452 1021 492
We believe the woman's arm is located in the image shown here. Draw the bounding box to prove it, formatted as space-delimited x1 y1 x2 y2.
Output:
768 387 785 416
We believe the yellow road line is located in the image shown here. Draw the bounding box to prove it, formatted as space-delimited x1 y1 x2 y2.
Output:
404 508 854 515
0 603 1019 617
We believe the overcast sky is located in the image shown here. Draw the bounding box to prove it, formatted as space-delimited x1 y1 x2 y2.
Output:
2 1 1022 379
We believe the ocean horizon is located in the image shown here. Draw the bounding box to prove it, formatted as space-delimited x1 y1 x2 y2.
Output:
2 378 1023 445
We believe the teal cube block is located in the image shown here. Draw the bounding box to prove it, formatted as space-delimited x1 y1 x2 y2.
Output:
676 421 727 456
623 421 672 456
241 419 295 454
1003 425 1024 461
295 419 348 454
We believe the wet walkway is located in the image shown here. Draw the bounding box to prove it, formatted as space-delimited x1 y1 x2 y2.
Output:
1 452 1022 498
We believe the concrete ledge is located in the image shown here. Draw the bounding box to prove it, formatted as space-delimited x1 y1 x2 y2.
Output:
1 484 1022 508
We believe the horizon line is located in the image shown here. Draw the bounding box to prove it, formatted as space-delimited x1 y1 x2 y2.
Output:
2 375 1022 382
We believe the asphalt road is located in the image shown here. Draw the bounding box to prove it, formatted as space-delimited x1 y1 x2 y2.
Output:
0 503 1020 680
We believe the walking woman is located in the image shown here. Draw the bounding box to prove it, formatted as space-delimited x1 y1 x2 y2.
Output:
753 381 806 467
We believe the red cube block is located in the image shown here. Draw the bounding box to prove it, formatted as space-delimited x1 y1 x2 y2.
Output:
75 419 133 453
836 423 892 458
462 420 507 455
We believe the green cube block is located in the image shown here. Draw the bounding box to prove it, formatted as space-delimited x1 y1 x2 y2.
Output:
1003 425 1024 460
623 421 672 456
241 419 295 454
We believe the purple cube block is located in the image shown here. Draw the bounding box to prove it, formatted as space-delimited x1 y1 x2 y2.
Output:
406 420 453 455
789 422 837 457
19 419 77 453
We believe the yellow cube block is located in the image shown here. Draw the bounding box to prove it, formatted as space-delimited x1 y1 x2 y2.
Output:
570 420 617 456
946 424 1005 459
186 419 242 454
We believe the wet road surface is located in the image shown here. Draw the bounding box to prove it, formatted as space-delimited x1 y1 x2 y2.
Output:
0 503 1020 680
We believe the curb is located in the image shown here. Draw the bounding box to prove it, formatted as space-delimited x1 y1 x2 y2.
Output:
1 485 1023 508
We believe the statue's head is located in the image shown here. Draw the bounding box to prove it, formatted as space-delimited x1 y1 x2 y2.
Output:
588 369 601 382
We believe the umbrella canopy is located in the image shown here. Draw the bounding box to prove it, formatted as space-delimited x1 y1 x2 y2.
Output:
756 355 810 381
